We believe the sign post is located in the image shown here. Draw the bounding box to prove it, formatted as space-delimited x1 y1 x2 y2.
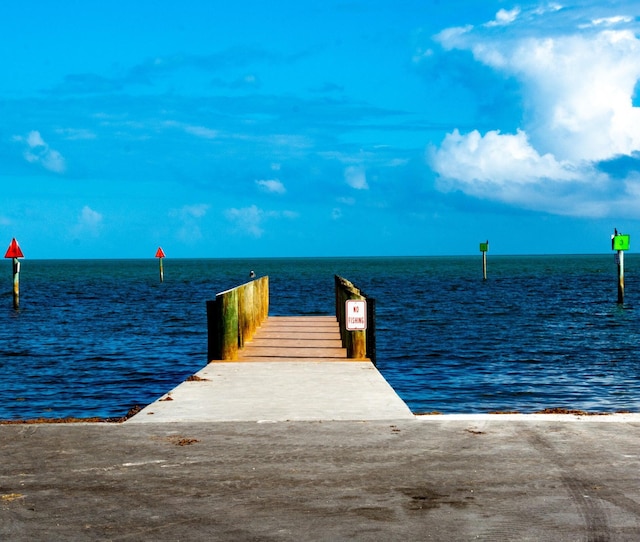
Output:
155 247 166 283
611 230 630 304
4 238 24 309
479 240 489 281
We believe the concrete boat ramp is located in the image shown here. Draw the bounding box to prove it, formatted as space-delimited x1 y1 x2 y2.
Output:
127 316 414 423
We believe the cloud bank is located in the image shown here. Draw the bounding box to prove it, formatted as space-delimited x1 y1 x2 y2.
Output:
429 4 640 217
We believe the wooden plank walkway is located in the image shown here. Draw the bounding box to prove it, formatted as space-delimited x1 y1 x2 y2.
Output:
128 316 414 422
235 316 353 361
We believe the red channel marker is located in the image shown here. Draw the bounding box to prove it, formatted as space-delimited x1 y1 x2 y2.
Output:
4 238 24 259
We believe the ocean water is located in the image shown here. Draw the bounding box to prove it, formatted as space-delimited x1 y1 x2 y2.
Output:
0 255 638 419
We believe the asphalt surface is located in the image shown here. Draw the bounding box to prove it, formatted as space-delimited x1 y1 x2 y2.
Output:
2 415 640 541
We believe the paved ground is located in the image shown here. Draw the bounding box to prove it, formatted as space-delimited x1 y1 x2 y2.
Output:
2 416 640 541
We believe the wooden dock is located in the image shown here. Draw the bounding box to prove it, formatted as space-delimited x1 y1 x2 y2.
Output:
233 316 351 361
128 316 413 423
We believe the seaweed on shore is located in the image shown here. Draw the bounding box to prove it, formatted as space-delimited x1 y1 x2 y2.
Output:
534 408 610 416
0 404 143 424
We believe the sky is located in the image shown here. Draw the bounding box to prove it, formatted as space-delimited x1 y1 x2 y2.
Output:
2 0 640 259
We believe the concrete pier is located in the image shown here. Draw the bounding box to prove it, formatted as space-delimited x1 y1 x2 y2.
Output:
127 316 414 423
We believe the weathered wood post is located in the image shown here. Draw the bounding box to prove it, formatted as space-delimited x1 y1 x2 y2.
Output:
366 297 376 363
237 281 254 349
612 230 630 304
618 251 625 304
260 276 269 322
345 297 367 359
11 259 20 309
208 287 239 360
4 238 24 309
207 276 269 361
155 247 166 283
334 275 373 360
480 240 489 281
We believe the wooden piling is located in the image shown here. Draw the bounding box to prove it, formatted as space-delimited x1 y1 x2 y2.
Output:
155 247 166 283
482 252 487 281
334 275 374 361
209 288 239 360
480 241 489 281
4 238 24 309
207 276 270 361
238 281 254 348
12 258 19 310
259 276 269 321
611 230 629 305
348 324 367 359
617 250 624 304
366 297 376 363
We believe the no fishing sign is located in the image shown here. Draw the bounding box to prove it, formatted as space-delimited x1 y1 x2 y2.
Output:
345 299 367 331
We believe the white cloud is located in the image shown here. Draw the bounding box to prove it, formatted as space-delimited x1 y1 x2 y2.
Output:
225 205 264 237
27 131 46 147
432 129 581 185
186 204 208 218
55 128 96 140
412 47 434 63
80 205 102 226
40 150 66 174
318 150 374 164
344 166 369 189
430 129 614 215
431 7 640 217
256 179 286 194
72 205 103 237
183 125 218 139
169 204 209 219
224 205 297 237
387 158 409 167
486 8 521 27
497 30 640 162
162 121 218 139
435 25 473 49
169 204 209 242
13 130 67 173
588 16 633 28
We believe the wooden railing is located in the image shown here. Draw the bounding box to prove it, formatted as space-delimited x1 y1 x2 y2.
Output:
334 275 376 362
206 276 269 361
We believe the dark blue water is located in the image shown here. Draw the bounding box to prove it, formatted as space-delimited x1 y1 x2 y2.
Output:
1 255 638 419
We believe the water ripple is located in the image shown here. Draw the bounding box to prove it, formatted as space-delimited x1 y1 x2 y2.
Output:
1 255 639 418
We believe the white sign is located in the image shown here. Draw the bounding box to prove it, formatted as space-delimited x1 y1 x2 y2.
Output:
345 299 367 330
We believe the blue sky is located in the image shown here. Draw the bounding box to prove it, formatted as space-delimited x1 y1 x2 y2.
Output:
2 0 640 258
